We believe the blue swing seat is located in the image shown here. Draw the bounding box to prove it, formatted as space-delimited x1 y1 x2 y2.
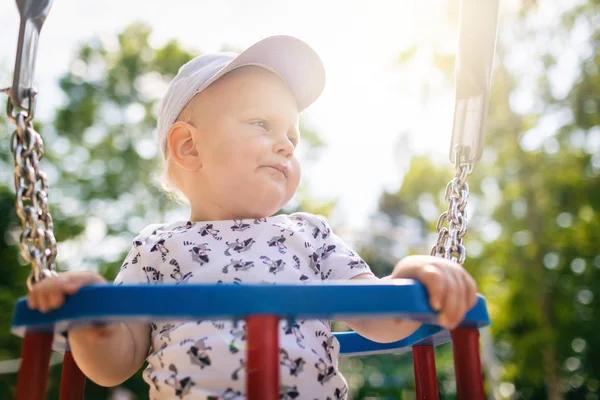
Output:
11 280 490 356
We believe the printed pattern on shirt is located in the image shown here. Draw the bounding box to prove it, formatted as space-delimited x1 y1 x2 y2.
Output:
114 213 372 400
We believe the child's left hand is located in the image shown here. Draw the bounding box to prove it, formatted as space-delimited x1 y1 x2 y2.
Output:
391 255 478 329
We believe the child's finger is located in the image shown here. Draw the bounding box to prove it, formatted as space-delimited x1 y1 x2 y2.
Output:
28 277 62 312
448 267 468 328
438 267 459 328
46 291 65 310
416 264 447 311
27 282 46 312
465 273 478 309
41 288 63 313
26 293 37 309
62 277 81 294
63 271 105 294
37 291 52 313
32 289 47 311
420 266 452 327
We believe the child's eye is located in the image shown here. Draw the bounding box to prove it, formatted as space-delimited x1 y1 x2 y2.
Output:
254 120 269 130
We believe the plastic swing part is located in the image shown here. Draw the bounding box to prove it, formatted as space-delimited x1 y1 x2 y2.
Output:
412 344 439 399
59 349 86 400
16 332 53 400
452 328 485 399
11 282 491 400
15 333 86 400
246 315 279 400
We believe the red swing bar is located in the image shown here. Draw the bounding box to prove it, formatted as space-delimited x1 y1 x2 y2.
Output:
451 328 485 399
16 332 53 400
15 321 487 400
16 333 88 400
246 315 280 400
15 316 283 400
412 344 439 399
59 348 86 400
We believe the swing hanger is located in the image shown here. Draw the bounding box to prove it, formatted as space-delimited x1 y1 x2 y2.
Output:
8 0 53 111
449 0 500 166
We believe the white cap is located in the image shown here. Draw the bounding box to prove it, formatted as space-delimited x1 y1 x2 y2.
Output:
156 35 326 157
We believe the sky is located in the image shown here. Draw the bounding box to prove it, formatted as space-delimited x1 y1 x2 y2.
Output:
0 0 539 231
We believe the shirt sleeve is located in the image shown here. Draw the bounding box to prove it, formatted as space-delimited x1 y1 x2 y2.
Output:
292 213 375 281
113 223 167 285
113 242 150 285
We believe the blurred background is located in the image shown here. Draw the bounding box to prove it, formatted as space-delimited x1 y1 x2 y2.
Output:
1 0 599 398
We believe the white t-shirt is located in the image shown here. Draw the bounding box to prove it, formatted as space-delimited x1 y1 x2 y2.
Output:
114 213 373 400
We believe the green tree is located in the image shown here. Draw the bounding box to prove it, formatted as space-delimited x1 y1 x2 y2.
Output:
359 2 600 399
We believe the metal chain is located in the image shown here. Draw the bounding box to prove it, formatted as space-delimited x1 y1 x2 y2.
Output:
431 145 473 264
5 88 57 290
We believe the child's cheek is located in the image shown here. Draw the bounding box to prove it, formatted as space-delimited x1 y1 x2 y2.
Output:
289 160 302 188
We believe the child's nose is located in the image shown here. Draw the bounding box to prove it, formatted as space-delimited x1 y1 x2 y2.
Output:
274 135 294 158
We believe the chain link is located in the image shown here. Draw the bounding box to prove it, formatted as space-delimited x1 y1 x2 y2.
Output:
431 145 473 264
6 89 57 290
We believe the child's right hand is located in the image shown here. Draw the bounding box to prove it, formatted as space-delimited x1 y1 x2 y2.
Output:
27 270 116 339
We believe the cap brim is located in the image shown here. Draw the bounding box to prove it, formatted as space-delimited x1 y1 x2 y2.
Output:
198 35 325 111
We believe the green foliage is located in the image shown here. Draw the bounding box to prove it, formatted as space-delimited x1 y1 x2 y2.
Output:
359 2 600 398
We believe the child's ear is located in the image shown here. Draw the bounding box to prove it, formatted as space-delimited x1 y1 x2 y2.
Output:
167 122 202 171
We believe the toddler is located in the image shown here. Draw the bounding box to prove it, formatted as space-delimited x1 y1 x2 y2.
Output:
27 35 477 400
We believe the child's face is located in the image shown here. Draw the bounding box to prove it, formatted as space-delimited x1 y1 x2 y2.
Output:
184 66 301 219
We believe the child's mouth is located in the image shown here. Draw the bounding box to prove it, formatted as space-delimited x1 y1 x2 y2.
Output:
265 164 289 178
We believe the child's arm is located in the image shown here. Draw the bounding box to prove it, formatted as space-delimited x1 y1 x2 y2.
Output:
68 321 150 387
27 271 151 387
342 273 422 343
342 255 478 344
298 215 476 343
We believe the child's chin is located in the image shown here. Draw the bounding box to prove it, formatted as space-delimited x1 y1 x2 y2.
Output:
251 203 284 218
245 199 286 218
241 183 292 214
